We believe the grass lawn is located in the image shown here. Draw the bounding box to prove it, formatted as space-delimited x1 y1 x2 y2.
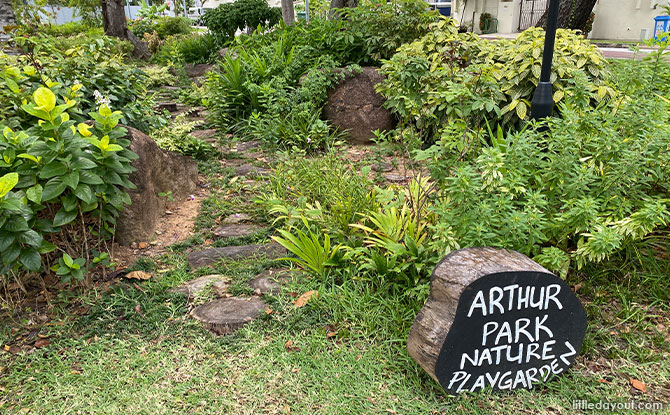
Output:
1 152 668 415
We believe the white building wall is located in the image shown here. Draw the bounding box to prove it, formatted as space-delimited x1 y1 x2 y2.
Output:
590 0 665 40
453 0 504 32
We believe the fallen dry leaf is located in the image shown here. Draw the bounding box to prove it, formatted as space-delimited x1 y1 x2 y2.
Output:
34 338 50 348
3 345 10 352
630 378 647 393
284 340 300 352
265 308 274 315
293 290 318 308
326 331 337 339
138 242 148 249
597 378 612 384
125 271 152 280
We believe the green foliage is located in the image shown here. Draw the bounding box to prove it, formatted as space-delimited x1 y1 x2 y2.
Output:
418 90 670 276
0 82 136 280
40 21 96 37
202 0 281 42
142 65 177 89
150 114 216 160
377 21 616 145
4 33 166 133
340 0 440 61
176 34 220 64
130 16 193 40
262 152 375 236
272 217 342 278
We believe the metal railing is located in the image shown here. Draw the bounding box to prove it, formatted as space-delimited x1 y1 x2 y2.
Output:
518 0 549 31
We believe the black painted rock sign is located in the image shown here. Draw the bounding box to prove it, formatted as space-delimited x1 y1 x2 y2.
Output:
407 248 587 395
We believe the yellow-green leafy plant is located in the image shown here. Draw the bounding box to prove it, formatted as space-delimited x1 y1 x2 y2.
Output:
0 79 137 285
377 21 618 144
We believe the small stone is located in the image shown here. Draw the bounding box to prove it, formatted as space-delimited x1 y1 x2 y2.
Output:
188 243 287 269
169 275 228 299
165 210 173 215
383 173 408 183
130 242 138 249
190 297 267 335
372 162 393 172
213 223 261 239
155 102 178 112
234 165 270 177
222 213 252 224
191 129 218 140
248 268 294 295
231 140 262 153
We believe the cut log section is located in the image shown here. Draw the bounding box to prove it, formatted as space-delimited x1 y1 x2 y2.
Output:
190 297 267 335
407 247 586 394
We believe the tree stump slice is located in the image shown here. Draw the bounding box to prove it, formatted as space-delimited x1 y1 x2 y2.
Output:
168 275 228 299
248 268 294 295
190 297 267 335
213 223 261 239
408 247 586 394
188 243 286 269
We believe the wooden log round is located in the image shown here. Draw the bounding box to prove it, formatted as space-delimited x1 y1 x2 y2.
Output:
190 297 266 335
408 247 586 394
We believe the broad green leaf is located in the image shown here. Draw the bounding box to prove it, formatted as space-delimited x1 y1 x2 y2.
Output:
0 172 19 198
516 101 528 120
53 208 78 227
34 87 56 112
26 184 43 204
39 161 67 179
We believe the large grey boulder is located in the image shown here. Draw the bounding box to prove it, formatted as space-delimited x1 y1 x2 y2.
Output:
115 126 198 246
323 67 395 144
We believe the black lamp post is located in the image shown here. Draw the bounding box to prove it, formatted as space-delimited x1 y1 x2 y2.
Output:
530 0 560 120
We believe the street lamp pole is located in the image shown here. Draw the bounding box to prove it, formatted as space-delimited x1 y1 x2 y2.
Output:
530 0 560 120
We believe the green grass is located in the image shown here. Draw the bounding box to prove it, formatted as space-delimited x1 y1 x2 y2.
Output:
1 133 669 415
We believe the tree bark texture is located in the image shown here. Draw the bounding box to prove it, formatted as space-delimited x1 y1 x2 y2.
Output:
407 247 550 383
329 0 358 18
281 0 295 25
102 0 150 59
537 0 597 32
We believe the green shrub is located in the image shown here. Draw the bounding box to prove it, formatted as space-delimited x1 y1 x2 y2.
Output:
5 34 166 133
202 0 281 41
340 0 440 61
377 21 617 144
0 82 136 282
418 92 670 276
41 21 97 37
177 33 220 64
143 65 177 89
150 114 216 160
130 16 192 40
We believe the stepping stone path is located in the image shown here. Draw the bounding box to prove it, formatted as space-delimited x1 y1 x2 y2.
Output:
234 164 270 177
169 274 228 299
372 162 393 173
213 223 261 239
248 268 294 295
384 173 409 183
190 129 218 141
188 243 286 269
190 297 267 335
222 213 252 224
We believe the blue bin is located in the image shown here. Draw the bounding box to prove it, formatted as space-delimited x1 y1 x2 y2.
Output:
654 15 670 41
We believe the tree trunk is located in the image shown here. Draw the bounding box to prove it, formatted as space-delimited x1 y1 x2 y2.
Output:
329 0 358 18
101 0 150 59
281 0 295 25
537 0 597 32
